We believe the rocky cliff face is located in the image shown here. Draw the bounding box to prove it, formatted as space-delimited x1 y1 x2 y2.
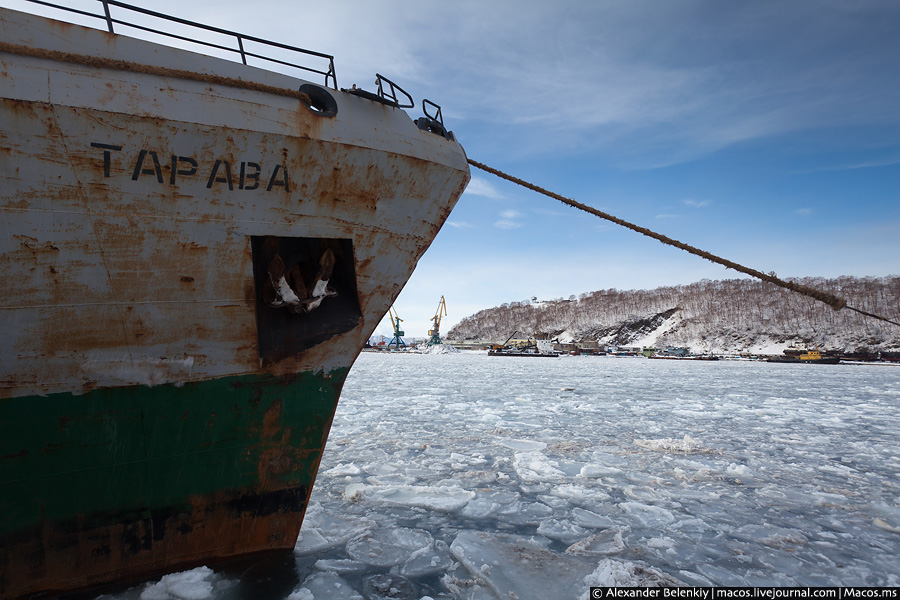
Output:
447 276 900 354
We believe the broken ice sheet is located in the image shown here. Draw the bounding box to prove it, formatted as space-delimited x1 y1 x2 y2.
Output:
361 573 417 600
495 499 554 526
579 463 624 478
322 462 363 477
536 518 592 543
566 528 627 556
634 434 708 454
343 483 475 512
313 559 368 574
730 524 810 549
512 451 566 481
449 530 596 600
288 571 362 600
582 558 684 589
138 566 219 600
294 502 375 555
345 527 433 568
617 501 676 527
497 438 547 451
571 507 617 529
551 482 611 505
400 539 454 577
458 489 521 519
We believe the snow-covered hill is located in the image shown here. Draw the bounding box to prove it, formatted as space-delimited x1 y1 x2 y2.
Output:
447 276 900 355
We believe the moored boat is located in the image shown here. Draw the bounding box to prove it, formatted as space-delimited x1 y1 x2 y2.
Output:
0 2 469 597
487 349 560 357
488 339 559 357
767 350 840 364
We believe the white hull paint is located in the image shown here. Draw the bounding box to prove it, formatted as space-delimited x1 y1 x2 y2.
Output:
0 6 470 398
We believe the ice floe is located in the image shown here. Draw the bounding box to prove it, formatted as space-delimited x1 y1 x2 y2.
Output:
289 572 362 600
138 567 218 600
294 503 375 556
449 531 597 600
633 434 708 453
512 451 566 480
566 529 627 556
343 483 475 511
618 502 677 527
345 528 433 568
582 558 684 588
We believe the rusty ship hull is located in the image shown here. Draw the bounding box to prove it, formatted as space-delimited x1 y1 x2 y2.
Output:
0 5 469 597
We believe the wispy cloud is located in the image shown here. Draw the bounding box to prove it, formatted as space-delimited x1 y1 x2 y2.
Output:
494 209 523 229
494 220 523 230
794 208 813 216
421 2 900 168
464 176 504 199
835 157 900 171
445 219 475 229
683 199 712 208
794 156 900 174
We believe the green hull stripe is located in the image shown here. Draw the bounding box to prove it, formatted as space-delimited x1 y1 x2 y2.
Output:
0 368 349 534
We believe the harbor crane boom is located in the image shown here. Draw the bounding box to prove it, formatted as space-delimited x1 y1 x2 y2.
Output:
387 306 406 349
426 296 447 346
489 330 518 351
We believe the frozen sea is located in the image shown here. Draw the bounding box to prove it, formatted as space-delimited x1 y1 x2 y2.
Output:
98 352 900 600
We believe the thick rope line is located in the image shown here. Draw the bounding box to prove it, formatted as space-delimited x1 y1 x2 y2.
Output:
468 159 900 328
845 306 900 327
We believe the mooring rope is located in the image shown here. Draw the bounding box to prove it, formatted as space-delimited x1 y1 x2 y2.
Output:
468 158 900 328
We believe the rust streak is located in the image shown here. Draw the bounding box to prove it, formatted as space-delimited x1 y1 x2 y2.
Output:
261 399 283 440
0 41 312 104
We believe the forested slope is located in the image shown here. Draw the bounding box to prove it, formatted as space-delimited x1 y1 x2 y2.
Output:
447 276 900 354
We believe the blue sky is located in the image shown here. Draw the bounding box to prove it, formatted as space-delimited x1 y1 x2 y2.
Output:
8 0 900 338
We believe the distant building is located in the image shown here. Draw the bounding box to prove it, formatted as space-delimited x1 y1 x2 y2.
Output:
662 346 690 357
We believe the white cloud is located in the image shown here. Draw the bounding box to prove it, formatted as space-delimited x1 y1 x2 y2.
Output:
683 199 712 208
796 156 900 174
494 220 523 230
445 219 475 229
494 209 523 229
464 176 505 199
436 2 900 167
834 157 900 171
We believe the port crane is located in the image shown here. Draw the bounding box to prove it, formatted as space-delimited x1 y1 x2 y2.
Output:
489 330 518 351
387 306 406 349
426 296 447 346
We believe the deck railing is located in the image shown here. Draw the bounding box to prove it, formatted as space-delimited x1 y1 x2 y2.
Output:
24 0 338 89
